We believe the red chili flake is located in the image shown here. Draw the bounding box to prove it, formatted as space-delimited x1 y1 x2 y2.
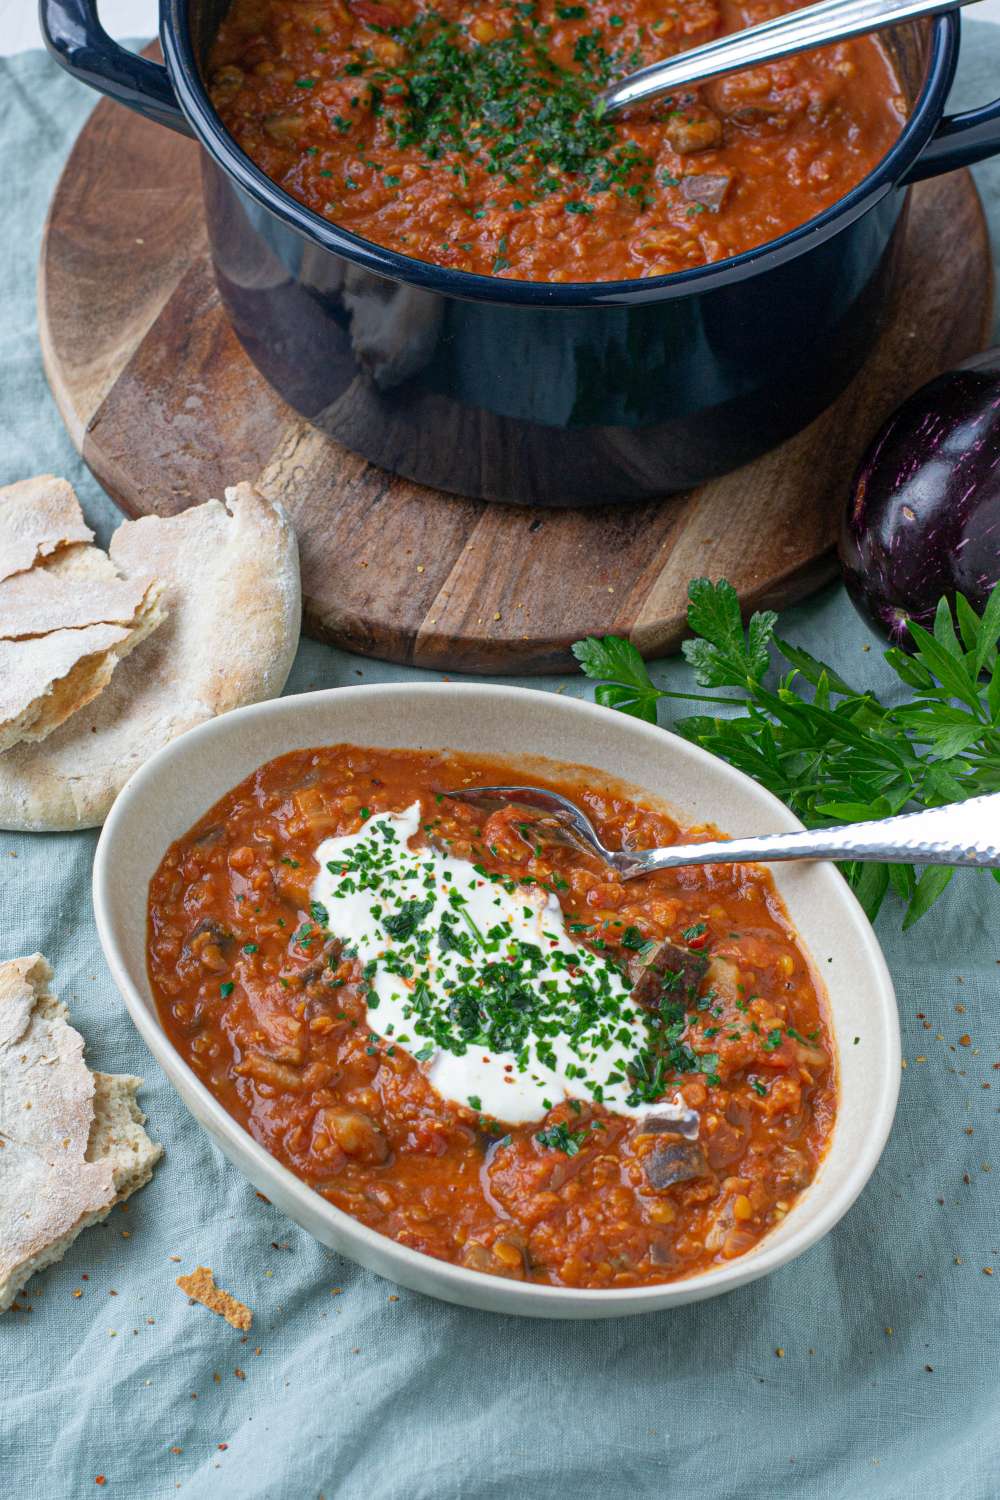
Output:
234 1368 246 1380
95 1479 106 1487
218 1444 229 1451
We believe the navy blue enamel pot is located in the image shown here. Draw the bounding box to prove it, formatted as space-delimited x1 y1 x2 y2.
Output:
41 0 1000 506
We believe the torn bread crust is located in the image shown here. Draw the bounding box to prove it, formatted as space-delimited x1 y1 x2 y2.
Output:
176 1266 254 1331
0 484 300 832
0 954 162 1315
0 588 164 755
0 476 93 584
0 542 162 641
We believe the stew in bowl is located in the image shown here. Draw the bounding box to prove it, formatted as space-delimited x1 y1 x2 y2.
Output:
94 683 900 1314
148 743 836 1289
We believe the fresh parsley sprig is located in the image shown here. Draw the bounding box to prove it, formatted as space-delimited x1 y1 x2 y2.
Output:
572 579 1000 927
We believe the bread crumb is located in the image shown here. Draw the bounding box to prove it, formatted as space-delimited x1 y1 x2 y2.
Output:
176 1266 252 1331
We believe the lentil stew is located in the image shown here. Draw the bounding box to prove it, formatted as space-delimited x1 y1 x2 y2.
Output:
148 746 836 1289
206 0 907 281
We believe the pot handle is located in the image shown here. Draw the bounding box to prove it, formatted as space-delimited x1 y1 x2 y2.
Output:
40 0 191 136
904 97 1000 183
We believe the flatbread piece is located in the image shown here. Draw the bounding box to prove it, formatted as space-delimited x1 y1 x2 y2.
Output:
0 484 301 831
0 475 93 583
0 487 166 753
0 541 161 640
0 955 161 1314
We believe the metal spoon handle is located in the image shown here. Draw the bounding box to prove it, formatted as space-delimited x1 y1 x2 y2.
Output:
600 0 969 113
627 790 1000 873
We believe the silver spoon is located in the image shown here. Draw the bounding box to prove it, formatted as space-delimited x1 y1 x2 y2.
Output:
599 0 973 115
445 785 1000 877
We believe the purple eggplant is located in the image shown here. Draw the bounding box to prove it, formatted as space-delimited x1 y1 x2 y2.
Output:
839 349 1000 645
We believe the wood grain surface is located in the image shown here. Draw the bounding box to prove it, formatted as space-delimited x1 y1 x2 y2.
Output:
38 72 994 673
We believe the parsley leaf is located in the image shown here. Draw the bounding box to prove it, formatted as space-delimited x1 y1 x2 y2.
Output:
536 1122 588 1155
682 578 776 688
570 635 663 722
383 896 435 941
620 925 646 950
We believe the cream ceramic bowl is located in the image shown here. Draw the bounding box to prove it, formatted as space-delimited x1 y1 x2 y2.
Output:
93 684 900 1318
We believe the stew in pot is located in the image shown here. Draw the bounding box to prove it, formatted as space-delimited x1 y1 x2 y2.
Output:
207 0 906 281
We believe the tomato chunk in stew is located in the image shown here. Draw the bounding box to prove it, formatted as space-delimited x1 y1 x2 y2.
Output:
148 747 836 1289
207 0 906 280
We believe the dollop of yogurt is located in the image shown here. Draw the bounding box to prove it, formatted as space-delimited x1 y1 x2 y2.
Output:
310 803 692 1127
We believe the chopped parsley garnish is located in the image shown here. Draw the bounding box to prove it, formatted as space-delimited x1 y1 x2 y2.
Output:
536 1122 588 1155
382 896 435 940
348 10 656 218
309 805 780 1118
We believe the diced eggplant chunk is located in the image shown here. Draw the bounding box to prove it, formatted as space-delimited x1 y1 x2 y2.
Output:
640 1113 688 1135
771 1145 812 1191
628 939 708 1010
639 1105 701 1140
187 916 231 946
706 73 792 126
664 110 724 154
299 936 344 987
680 173 732 212
460 1237 528 1280
644 1139 711 1190
184 917 233 970
320 1108 390 1164
648 1237 675 1266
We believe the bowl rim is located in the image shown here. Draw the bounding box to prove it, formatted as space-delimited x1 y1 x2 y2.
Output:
93 682 901 1313
162 1 957 308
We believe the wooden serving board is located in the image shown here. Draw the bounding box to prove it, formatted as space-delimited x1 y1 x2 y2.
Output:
39 65 993 673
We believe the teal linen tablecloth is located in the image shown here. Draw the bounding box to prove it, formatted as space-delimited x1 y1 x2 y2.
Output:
2 35 999 1500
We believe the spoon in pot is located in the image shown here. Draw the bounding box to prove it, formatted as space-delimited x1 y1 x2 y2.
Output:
598 0 972 115
444 786 1000 877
